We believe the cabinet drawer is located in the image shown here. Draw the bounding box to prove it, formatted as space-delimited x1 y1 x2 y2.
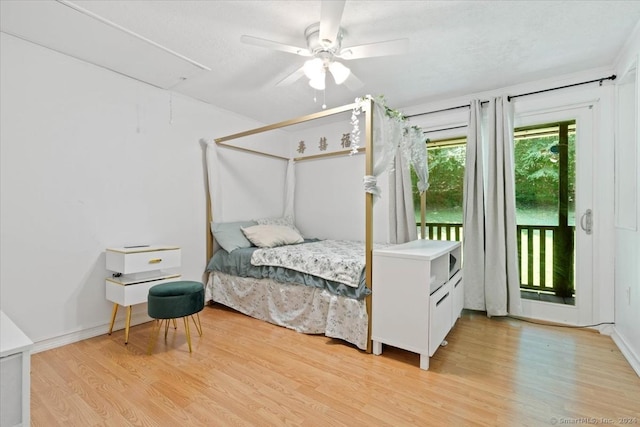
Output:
106 275 181 306
451 271 464 326
429 281 452 356
106 247 181 274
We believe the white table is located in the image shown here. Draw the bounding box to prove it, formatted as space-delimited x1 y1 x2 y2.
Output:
105 245 181 344
1 311 33 427
372 239 463 370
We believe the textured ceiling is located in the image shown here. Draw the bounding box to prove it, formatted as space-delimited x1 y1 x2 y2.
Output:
2 0 640 125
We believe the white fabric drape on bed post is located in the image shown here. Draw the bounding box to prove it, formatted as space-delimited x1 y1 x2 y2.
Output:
363 101 397 199
362 100 428 244
389 142 417 243
463 98 521 316
409 127 429 240
388 126 428 243
409 127 429 195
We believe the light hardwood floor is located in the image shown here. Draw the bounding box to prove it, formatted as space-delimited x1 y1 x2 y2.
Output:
31 305 640 426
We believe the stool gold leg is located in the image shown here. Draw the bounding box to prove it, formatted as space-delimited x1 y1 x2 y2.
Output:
172 319 177 329
124 306 132 344
191 313 203 337
183 317 192 353
147 319 162 355
108 304 118 335
164 318 170 340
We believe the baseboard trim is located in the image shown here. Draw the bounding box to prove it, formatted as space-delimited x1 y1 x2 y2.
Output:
610 327 640 377
31 313 153 354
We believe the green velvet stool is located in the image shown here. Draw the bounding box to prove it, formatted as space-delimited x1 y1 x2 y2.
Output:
147 280 204 354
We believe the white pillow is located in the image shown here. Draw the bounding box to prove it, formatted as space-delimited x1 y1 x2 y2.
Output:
241 224 304 248
254 215 302 235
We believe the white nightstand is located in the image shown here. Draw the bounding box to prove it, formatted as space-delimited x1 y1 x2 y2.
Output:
1 311 33 427
105 245 181 344
372 239 463 370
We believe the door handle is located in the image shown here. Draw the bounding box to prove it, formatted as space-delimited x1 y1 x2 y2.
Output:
580 209 592 235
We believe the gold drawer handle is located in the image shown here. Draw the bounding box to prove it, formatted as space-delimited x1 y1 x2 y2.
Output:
148 258 162 264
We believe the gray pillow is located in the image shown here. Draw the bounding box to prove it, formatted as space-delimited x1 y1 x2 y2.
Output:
211 220 257 252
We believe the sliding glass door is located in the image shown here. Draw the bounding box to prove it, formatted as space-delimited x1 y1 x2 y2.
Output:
513 106 594 325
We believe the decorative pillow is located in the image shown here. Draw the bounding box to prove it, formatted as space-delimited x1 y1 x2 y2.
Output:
254 214 302 235
241 224 304 248
211 220 257 252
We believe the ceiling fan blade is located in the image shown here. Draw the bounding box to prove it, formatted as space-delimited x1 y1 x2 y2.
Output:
319 0 346 44
339 38 410 60
275 65 306 87
343 72 364 91
241 35 311 57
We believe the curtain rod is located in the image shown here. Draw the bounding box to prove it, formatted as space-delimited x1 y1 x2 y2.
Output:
407 74 616 118
407 104 469 118
507 74 616 101
423 125 467 134
406 101 488 118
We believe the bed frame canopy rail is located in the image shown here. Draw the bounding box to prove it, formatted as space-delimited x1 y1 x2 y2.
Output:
207 98 376 353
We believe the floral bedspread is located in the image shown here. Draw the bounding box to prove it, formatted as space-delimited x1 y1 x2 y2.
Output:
250 240 371 288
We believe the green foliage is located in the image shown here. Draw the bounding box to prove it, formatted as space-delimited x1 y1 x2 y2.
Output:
411 132 576 224
513 134 575 208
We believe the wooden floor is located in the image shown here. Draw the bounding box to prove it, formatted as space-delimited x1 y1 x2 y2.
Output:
31 306 640 426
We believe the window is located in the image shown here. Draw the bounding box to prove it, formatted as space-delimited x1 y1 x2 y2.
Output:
412 137 466 240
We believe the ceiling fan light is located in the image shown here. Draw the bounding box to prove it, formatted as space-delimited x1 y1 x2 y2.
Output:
309 72 326 90
303 58 324 80
329 61 350 85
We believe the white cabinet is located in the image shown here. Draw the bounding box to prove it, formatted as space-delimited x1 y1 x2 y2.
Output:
1 311 33 427
372 239 462 370
105 245 181 343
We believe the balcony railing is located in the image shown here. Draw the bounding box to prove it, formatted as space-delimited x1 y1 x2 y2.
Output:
417 222 575 296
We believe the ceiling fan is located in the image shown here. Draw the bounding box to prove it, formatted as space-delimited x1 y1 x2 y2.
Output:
240 0 409 91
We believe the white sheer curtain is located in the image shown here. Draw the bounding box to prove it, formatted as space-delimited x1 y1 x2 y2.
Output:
463 100 486 311
463 97 521 316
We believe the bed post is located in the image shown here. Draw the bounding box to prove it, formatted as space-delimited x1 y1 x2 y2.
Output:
364 97 374 354
203 139 214 265
206 190 213 262
420 192 426 239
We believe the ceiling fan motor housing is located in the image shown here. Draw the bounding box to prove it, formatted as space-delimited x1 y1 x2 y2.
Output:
305 22 345 56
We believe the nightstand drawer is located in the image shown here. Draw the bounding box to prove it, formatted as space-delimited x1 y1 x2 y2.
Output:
106 246 181 274
106 275 181 306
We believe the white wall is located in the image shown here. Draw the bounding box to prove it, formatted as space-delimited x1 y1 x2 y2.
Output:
0 33 284 350
288 120 390 243
612 23 640 375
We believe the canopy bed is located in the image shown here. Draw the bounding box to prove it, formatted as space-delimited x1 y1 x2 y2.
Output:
203 96 428 353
